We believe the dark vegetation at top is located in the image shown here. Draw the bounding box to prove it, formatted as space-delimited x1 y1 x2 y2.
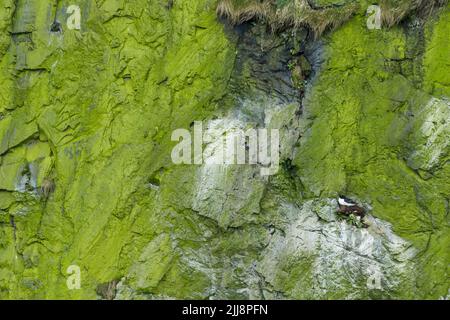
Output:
217 0 448 37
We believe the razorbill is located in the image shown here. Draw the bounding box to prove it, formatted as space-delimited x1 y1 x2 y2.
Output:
338 195 356 207
337 195 366 218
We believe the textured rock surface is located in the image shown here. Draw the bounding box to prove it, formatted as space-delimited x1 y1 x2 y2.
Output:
0 0 448 299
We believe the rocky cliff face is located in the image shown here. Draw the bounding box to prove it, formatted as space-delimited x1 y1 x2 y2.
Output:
0 0 448 299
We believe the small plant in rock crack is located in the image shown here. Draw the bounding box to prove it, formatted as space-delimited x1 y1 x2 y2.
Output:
338 213 368 229
287 60 296 70
290 48 300 56
288 61 304 90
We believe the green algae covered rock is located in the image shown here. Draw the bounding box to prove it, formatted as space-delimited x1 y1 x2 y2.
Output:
0 0 448 299
0 0 236 299
293 6 449 298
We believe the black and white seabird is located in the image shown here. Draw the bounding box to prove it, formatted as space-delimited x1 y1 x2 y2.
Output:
338 195 357 207
337 195 366 218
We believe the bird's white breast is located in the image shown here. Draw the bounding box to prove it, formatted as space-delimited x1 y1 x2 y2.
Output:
338 198 355 206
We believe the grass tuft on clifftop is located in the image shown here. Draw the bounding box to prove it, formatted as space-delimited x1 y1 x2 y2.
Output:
380 0 449 26
217 0 448 36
